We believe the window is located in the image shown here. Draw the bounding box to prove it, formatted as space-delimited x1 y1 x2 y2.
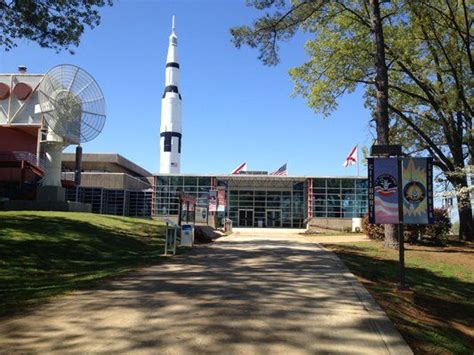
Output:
184 176 197 186
156 176 169 186
199 177 211 186
170 176 183 186
164 135 172 152
341 179 355 189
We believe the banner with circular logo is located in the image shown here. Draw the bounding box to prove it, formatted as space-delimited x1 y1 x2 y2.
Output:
369 157 434 225
368 158 400 224
402 158 434 224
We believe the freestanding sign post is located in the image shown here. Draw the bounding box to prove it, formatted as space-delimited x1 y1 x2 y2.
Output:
369 145 434 289
397 157 406 289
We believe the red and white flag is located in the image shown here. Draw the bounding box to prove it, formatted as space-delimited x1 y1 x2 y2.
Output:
343 145 358 167
231 162 247 175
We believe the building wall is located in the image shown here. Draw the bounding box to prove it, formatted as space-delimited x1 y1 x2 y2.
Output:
228 186 305 228
307 217 353 231
153 175 368 228
310 178 368 218
62 172 151 190
0 74 44 126
66 187 152 217
0 127 37 154
0 168 37 183
154 175 212 216
62 153 152 179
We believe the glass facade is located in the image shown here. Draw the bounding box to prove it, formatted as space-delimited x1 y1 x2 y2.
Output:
64 176 367 224
153 175 368 228
311 178 368 218
228 185 305 228
66 187 152 217
154 176 212 216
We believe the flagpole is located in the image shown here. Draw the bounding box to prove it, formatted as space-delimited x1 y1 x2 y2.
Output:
357 145 360 176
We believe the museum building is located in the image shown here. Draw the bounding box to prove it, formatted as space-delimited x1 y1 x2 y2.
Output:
59 156 367 228
152 173 368 228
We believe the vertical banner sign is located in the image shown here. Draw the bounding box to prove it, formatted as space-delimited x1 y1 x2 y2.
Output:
368 158 400 224
368 158 375 223
208 190 217 212
195 207 208 223
217 189 226 212
402 158 434 224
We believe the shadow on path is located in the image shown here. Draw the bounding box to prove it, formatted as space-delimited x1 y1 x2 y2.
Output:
0 235 410 354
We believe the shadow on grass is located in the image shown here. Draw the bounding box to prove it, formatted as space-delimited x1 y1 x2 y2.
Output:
325 243 474 354
405 247 474 255
0 215 165 318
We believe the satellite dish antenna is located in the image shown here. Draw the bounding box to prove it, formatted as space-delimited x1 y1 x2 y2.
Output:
38 64 106 188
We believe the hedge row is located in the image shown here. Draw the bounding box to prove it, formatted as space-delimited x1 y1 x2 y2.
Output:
362 208 452 243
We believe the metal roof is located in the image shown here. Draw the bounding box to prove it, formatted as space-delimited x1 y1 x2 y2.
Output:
154 173 367 179
62 153 152 178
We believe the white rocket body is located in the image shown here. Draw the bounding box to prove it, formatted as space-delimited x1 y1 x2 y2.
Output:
160 16 182 174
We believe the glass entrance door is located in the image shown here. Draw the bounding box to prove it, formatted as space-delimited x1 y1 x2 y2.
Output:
238 209 254 227
266 209 282 227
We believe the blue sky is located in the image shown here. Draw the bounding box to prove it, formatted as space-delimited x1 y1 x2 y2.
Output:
1 0 374 176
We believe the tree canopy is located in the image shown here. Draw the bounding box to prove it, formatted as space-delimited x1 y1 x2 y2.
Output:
231 0 473 240
0 0 113 53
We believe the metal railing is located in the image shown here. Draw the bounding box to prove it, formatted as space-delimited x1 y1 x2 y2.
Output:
0 151 46 171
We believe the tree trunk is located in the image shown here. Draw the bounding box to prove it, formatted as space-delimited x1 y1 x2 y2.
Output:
451 173 474 241
457 195 473 241
384 225 399 247
370 0 399 249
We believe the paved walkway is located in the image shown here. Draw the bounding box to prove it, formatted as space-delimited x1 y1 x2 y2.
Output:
0 232 411 354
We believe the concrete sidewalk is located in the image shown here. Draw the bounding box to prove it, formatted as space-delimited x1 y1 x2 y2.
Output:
0 233 411 354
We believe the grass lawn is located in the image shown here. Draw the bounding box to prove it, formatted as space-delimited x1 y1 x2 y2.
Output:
0 211 166 318
323 240 474 354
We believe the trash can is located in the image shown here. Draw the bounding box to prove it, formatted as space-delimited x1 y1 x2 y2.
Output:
352 217 362 233
224 218 233 233
181 224 194 247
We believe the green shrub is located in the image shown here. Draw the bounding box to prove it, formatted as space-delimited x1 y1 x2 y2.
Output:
363 208 452 243
403 209 452 244
423 208 452 241
362 214 384 239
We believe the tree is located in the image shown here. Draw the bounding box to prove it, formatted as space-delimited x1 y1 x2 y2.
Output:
369 0 473 240
231 0 473 241
0 0 113 53
368 0 398 248
232 0 401 246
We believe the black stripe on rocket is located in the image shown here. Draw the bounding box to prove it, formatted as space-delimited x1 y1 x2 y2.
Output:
162 85 182 100
160 131 182 153
166 62 180 68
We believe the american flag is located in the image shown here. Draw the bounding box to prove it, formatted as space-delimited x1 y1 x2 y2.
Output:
271 163 288 176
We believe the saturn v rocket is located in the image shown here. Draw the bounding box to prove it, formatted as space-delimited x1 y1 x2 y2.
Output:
159 16 182 174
